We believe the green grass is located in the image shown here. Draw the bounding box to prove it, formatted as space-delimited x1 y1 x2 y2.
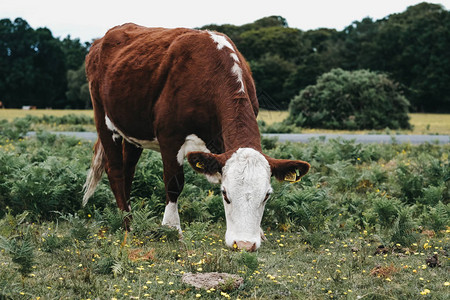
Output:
0 215 448 299
0 109 93 121
0 116 449 299
1 109 450 134
257 110 450 135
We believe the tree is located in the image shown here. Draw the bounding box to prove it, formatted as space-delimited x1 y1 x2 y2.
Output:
202 17 307 109
371 3 450 112
32 27 67 108
60 35 90 71
0 18 35 108
284 28 343 101
65 63 91 109
238 26 305 62
200 15 288 42
250 54 296 109
0 18 66 108
339 18 381 70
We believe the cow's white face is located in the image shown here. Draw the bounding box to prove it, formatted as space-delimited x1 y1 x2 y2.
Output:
187 146 310 251
221 148 272 251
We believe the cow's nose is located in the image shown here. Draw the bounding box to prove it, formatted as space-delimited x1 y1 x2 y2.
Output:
234 241 257 252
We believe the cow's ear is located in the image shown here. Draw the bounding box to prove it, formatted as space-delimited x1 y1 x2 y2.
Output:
187 152 226 175
265 157 310 183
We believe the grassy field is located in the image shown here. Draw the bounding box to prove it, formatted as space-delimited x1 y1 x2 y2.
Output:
0 109 93 121
1 216 448 299
0 122 449 299
1 109 449 135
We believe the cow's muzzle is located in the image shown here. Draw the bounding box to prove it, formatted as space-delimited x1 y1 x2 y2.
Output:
234 241 257 252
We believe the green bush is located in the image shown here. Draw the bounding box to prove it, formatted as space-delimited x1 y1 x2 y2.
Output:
0 118 31 140
286 68 411 130
20 114 94 126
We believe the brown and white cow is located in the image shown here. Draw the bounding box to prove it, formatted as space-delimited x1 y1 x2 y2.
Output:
83 23 310 251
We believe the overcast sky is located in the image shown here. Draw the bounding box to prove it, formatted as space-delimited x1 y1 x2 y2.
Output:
2 1 449 42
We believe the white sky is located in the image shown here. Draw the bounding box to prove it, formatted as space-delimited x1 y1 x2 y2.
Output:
2 1 449 42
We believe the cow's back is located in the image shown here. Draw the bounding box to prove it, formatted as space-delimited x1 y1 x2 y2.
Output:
86 24 192 105
86 24 258 143
86 24 199 138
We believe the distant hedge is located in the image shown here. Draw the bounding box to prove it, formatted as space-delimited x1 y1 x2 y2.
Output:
286 68 411 130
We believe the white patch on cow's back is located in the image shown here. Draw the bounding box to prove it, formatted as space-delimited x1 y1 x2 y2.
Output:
162 201 181 233
177 134 221 183
230 53 239 62
208 31 234 51
207 31 245 94
231 63 245 93
221 148 272 250
104 115 158 149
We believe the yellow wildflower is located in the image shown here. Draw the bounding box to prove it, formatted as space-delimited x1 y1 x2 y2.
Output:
420 289 430 295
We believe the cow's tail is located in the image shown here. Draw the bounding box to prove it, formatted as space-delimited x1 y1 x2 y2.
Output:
82 140 106 206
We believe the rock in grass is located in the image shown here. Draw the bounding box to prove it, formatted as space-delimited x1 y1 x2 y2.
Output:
182 272 243 290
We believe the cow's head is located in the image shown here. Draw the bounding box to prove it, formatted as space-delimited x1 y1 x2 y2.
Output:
187 148 310 251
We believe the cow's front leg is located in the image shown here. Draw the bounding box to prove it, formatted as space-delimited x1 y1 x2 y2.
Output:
160 142 185 234
162 199 182 233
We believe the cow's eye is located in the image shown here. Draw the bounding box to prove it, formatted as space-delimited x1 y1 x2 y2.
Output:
222 189 230 204
263 192 271 202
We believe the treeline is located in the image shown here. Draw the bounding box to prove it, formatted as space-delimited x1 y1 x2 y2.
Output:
1 2 449 112
0 18 90 109
202 2 450 112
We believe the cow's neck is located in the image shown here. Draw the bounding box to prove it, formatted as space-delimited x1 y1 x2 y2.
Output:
219 98 262 152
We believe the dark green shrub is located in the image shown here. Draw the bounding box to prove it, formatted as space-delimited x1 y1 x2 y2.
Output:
94 256 115 275
21 114 94 126
372 196 402 227
40 234 70 253
129 202 158 236
286 68 411 130
58 213 93 241
418 185 445 206
265 186 330 230
8 156 87 220
0 132 112 219
390 206 418 246
422 201 449 232
0 233 35 277
0 118 31 140
394 163 425 204
261 136 279 150
98 206 130 232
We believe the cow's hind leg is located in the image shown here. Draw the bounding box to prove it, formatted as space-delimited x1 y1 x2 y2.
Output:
93 108 130 219
123 141 143 200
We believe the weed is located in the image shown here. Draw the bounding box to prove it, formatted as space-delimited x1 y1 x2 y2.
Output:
238 251 259 277
0 232 35 278
40 234 70 253
422 201 449 233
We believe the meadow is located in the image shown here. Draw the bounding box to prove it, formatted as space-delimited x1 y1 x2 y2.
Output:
0 114 449 299
1 109 450 135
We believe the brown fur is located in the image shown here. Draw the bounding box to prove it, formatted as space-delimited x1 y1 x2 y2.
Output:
84 23 310 215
